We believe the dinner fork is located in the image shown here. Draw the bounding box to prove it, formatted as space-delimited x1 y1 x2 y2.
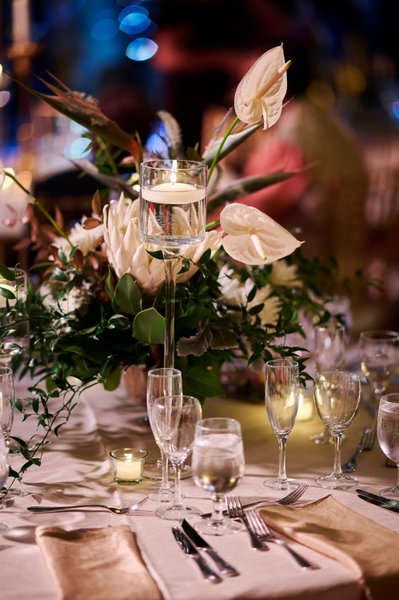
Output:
246 510 319 570
200 482 308 519
226 495 268 551
342 427 376 473
27 494 150 514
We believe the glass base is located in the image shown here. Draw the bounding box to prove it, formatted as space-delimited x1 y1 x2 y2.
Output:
194 517 242 536
155 504 201 521
379 486 399 500
148 487 173 503
316 473 357 490
263 478 299 491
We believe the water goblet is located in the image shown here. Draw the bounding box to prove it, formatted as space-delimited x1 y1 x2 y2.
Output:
314 370 361 489
152 394 202 520
311 320 348 445
264 359 300 491
359 330 399 417
192 417 245 535
377 393 399 499
146 367 182 501
139 159 207 369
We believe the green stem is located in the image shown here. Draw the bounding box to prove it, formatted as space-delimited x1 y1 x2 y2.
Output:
97 137 119 176
4 172 73 247
208 116 239 182
205 219 220 231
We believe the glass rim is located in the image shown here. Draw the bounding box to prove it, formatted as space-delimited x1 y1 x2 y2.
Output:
315 370 359 380
359 329 399 340
196 417 241 430
109 448 148 459
380 393 399 405
265 359 299 369
147 367 182 377
140 159 207 171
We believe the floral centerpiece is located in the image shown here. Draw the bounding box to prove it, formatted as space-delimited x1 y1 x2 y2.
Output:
0 46 355 484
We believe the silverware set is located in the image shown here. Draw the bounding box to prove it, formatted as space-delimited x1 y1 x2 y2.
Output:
342 427 376 473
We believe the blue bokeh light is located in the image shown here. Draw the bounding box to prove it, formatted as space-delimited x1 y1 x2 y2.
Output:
125 38 158 61
120 12 151 35
392 101 399 120
91 18 119 41
119 5 149 21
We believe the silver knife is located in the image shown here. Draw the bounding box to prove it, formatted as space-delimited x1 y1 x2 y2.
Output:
172 527 223 583
356 489 399 513
181 519 240 577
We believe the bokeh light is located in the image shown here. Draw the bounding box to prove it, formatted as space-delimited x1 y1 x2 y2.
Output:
120 12 151 35
91 18 119 41
0 91 11 109
392 101 399 120
69 138 92 159
125 38 158 61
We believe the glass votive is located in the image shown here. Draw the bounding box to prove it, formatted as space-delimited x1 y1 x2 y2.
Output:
109 448 148 485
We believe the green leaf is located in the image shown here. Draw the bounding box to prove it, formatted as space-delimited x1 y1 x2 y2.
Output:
102 366 121 391
210 328 238 350
114 274 142 315
0 265 15 280
202 123 260 166
0 286 15 300
183 366 223 399
133 308 165 344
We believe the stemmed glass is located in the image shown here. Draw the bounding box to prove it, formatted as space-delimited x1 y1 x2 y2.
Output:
152 394 202 520
139 160 207 368
377 393 399 499
146 367 182 501
264 359 300 491
0 268 29 366
0 366 18 455
192 417 245 535
314 370 361 489
359 330 399 418
0 433 9 503
311 321 347 445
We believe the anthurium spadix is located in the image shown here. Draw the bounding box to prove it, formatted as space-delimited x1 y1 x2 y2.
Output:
220 203 303 265
234 45 290 129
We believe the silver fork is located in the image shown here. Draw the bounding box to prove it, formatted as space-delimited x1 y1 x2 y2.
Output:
246 510 319 570
201 483 308 519
27 494 150 515
226 495 268 551
342 427 376 473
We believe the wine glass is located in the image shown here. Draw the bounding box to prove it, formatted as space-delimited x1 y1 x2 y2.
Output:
264 359 300 491
139 160 207 368
151 394 202 520
359 330 399 417
192 417 245 535
146 367 182 501
377 393 399 499
314 370 361 489
311 320 347 445
0 366 19 455
0 268 29 365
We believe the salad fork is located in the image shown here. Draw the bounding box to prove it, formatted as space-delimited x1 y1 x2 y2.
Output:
342 427 376 473
246 510 319 570
226 495 268 551
27 494 150 514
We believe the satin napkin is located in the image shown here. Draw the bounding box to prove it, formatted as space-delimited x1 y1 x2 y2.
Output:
259 495 399 600
35 524 162 600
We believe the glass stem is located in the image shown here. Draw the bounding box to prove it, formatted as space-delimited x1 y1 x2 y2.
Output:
163 251 177 369
159 449 170 492
211 493 224 523
333 433 343 477
277 437 288 482
173 464 182 507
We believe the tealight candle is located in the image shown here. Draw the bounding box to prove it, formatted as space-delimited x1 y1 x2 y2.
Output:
109 448 147 485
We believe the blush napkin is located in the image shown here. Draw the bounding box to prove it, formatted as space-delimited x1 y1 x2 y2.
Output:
35 524 162 600
259 495 399 600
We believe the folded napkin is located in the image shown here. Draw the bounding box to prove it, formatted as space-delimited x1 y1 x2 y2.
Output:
35 524 162 600
259 495 399 600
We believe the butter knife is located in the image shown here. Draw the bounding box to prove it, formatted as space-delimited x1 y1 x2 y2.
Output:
172 527 223 583
356 489 399 513
181 519 239 577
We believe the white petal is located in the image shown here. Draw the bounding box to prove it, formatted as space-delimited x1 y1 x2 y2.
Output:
234 45 288 128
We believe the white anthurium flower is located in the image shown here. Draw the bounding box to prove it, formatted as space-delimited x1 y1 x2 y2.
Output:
269 260 303 288
234 45 290 129
217 265 253 306
248 285 281 327
103 196 165 295
220 203 303 266
54 220 103 256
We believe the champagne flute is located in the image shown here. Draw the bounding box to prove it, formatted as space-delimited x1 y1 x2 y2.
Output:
192 417 245 535
152 394 202 520
314 370 361 489
359 330 399 417
377 393 399 499
311 320 347 445
146 367 182 501
0 433 9 504
264 359 300 491
0 366 18 455
139 160 207 369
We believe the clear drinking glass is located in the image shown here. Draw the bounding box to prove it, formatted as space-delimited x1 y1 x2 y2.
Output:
311 320 347 445
151 394 202 520
0 366 18 454
264 359 300 491
146 367 182 501
0 268 29 365
377 393 399 499
359 330 399 416
139 160 207 369
192 417 245 536
314 370 361 489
